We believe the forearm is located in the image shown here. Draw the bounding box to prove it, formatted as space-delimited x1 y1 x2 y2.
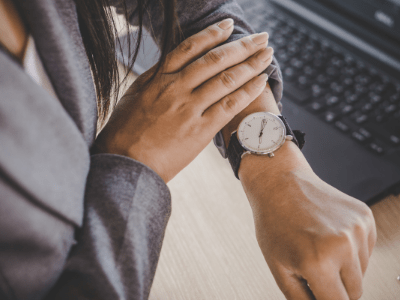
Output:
221 82 280 147
46 154 171 299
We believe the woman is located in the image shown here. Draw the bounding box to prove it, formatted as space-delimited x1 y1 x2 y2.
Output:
0 0 376 299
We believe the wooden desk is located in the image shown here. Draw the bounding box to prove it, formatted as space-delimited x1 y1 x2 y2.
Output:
149 142 400 300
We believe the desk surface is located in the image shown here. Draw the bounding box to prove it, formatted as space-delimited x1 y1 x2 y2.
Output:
149 142 400 300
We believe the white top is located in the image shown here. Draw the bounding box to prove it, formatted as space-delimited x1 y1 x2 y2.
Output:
22 36 59 100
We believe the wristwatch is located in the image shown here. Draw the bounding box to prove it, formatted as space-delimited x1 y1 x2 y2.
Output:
227 112 305 179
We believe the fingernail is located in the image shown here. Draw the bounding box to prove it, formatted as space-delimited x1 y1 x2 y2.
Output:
252 32 269 45
257 47 274 62
254 73 269 87
218 18 234 30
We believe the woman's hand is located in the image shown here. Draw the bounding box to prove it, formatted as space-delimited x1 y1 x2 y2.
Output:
240 143 377 300
94 19 274 182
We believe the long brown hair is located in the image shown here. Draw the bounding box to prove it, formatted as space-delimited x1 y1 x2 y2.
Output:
74 0 182 127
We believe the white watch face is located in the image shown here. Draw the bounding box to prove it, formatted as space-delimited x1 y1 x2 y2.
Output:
237 112 286 154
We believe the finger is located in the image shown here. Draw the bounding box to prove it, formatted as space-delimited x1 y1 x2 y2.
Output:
367 211 377 256
306 272 349 300
192 47 274 109
340 258 363 300
201 73 268 131
163 18 235 73
181 32 270 89
358 229 372 277
272 266 315 300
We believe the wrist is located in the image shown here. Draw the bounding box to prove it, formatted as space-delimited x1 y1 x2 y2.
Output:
238 141 313 190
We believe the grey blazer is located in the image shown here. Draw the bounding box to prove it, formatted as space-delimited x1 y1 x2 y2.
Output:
0 0 282 299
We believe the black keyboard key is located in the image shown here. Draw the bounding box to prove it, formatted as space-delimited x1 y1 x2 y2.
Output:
283 67 297 82
369 142 385 154
356 61 367 72
326 95 339 106
274 36 287 46
297 76 311 89
316 74 329 86
369 93 382 104
359 128 372 139
276 51 290 63
303 65 317 78
300 52 314 64
369 82 387 95
355 84 368 95
341 104 354 115
390 135 400 145
343 77 354 87
280 26 295 36
344 55 356 66
345 94 359 104
324 111 337 123
335 121 349 132
390 94 400 103
326 67 340 79
292 33 307 44
362 103 373 113
311 84 326 98
330 82 345 95
352 131 366 142
355 114 368 124
291 58 304 69
384 104 397 114
342 66 357 77
288 44 300 56
309 101 326 112
331 56 345 68
355 74 371 85
304 41 319 52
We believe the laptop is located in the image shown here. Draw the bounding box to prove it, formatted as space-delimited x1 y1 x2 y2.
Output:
117 0 400 204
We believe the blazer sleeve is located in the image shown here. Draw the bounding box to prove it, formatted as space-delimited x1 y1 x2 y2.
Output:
45 154 171 300
111 0 283 158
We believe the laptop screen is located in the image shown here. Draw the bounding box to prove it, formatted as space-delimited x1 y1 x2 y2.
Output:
319 0 400 42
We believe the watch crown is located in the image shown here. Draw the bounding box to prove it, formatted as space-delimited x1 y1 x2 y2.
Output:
268 152 275 158
286 135 294 141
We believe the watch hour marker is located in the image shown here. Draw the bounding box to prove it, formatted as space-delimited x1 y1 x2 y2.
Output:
246 123 251 127
273 127 280 130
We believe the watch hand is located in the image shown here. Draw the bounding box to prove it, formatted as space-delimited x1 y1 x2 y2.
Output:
259 119 267 137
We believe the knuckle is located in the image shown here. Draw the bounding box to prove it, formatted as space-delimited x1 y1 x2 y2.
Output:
358 203 375 228
336 230 354 248
240 38 253 51
179 38 196 54
205 26 221 39
246 59 259 72
221 95 238 113
205 49 225 64
219 72 236 89
244 85 255 98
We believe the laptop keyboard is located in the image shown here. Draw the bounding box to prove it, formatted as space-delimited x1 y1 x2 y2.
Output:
239 0 400 155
